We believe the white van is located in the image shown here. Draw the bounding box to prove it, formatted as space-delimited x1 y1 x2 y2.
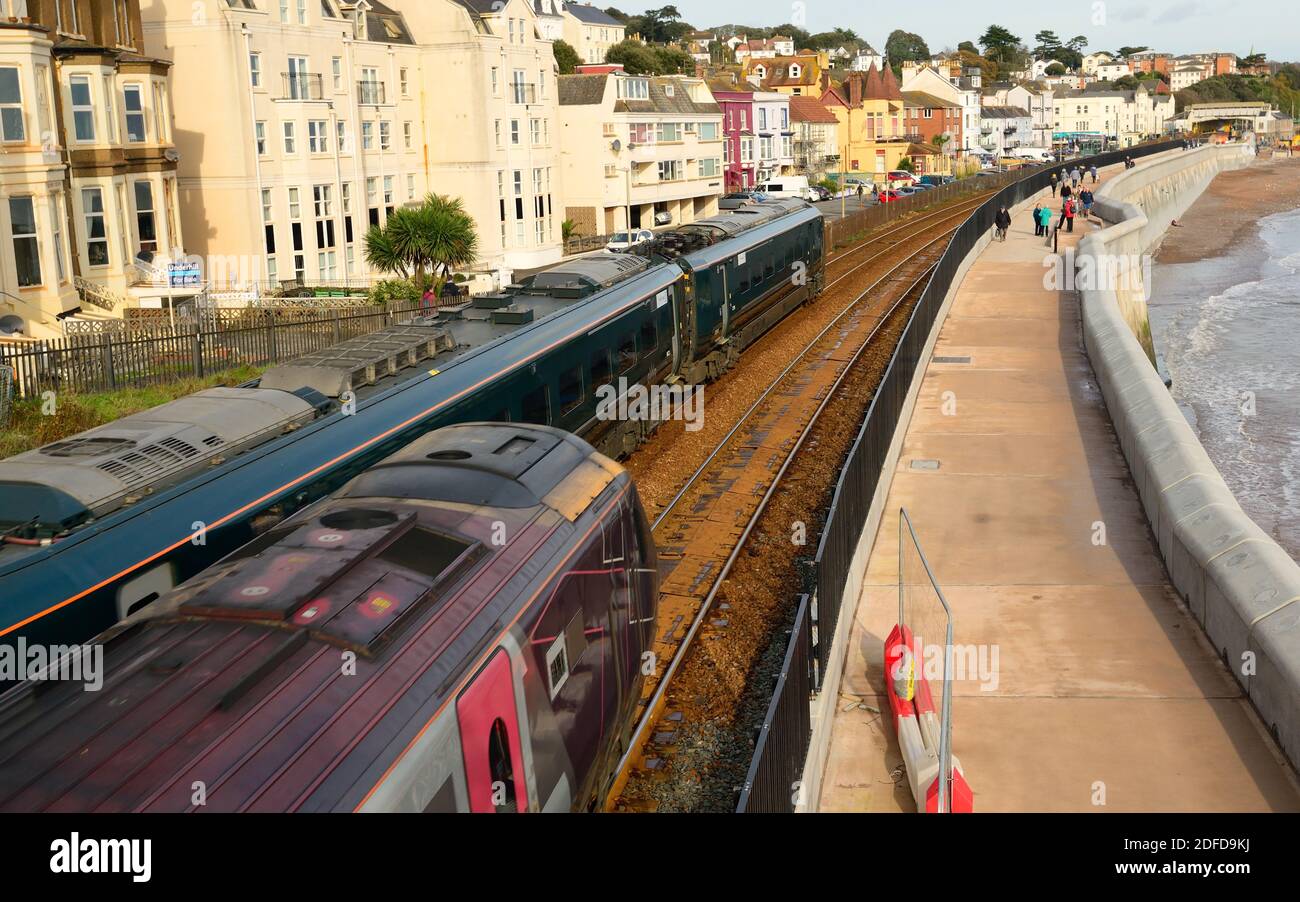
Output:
754 176 817 201
1009 147 1053 162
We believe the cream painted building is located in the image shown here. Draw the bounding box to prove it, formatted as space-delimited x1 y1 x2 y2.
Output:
558 73 723 235
1053 83 1174 146
2 0 186 339
142 0 426 291
562 3 625 66
400 0 565 275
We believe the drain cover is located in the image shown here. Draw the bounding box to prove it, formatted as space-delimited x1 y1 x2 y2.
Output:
933 356 972 364
911 459 941 471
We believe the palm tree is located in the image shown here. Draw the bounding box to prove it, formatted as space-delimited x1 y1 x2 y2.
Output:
363 193 479 296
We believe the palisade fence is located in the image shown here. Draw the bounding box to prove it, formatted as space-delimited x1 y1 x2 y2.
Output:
736 139 1180 812
0 303 424 399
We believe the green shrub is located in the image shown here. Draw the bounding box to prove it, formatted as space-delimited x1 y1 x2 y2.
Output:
367 278 422 306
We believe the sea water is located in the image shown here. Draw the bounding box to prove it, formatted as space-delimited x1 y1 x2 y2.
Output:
1149 206 1300 560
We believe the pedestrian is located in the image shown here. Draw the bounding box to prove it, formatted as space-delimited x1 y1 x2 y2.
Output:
1061 182 1072 201
1050 172 1058 196
421 286 435 311
1072 166 1081 187
1090 164 1098 184
857 182 865 201
1064 196 1076 232
1039 204 1053 237
1057 197 1070 232
1032 202 1043 236
1080 187 1094 218
994 206 1011 241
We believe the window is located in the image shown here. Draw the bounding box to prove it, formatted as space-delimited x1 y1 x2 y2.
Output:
102 75 117 144
81 188 109 268
308 119 328 153
296 0 307 25
69 75 94 142
640 319 657 356
590 350 612 390
656 122 681 142
288 186 302 219
698 158 720 178
314 185 335 249
123 84 146 142
379 120 390 150
403 121 412 149
134 182 158 254
490 67 500 96
698 121 718 141
510 119 520 145
487 719 517 813
279 0 289 23
399 68 409 96
336 119 348 152
558 365 583 415
615 77 649 100
287 55 311 100
657 160 681 181
9 197 40 287
361 120 373 150
383 176 394 207
406 174 415 199
530 118 540 145
331 57 342 91
521 385 549 425
282 120 296 154
249 52 262 88
617 331 637 372
255 121 267 155
494 119 501 147
0 67 22 143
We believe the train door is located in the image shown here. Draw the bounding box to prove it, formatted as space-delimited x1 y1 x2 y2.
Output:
457 649 529 812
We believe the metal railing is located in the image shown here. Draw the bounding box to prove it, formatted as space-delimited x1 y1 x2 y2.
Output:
282 72 324 101
510 82 537 105
357 80 386 105
0 303 424 399
899 508 955 811
735 594 814 812
731 138 1180 808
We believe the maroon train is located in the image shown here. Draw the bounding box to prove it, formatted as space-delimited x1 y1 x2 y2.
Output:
0 423 658 812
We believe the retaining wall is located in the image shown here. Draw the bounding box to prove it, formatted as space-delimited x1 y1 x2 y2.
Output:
1079 138 1300 770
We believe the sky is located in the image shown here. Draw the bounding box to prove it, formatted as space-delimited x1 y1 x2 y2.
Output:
618 0 1298 60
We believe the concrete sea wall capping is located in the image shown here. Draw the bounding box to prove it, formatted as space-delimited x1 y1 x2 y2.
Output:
1079 138 1300 771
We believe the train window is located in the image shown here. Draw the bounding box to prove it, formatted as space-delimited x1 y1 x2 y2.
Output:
590 350 612 390
764 259 775 279
738 265 749 293
489 407 512 423
640 319 657 356
617 331 637 373
521 384 549 425
558 365 583 415
488 718 518 813
545 632 569 700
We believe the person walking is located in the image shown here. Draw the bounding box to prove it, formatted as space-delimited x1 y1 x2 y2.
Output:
1050 172 1058 197
1071 166 1081 187
857 182 865 202
1090 164 1098 184
1080 187 1094 219
1064 196 1076 232
1039 203 1053 238
1032 202 1043 236
1061 182 1072 202
994 206 1012 241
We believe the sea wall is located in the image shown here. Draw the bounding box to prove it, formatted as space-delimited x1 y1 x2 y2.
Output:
1079 138 1300 771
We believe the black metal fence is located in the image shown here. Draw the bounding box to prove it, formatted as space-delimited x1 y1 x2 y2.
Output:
735 139 1180 812
735 595 814 813
0 303 424 399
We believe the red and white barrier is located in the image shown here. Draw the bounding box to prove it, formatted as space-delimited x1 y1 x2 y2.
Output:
884 623 974 812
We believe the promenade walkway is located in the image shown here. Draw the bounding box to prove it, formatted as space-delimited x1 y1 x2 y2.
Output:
818 162 1300 811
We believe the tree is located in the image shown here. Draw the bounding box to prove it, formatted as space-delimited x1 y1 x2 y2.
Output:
553 40 580 75
885 29 930 66
896 156 914 172
626 5 687 44
604 40 660 74
957 40 978 54
979 24 1021 69
363 194 478 296
1066 35 1088 52
603 7 630 23
1045 62 1067 76
1117 46 1149 59
1112 74 1138 90
957 49 997 83
1033 30 1062 57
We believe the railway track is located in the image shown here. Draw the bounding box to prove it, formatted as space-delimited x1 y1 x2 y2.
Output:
606 221 960 810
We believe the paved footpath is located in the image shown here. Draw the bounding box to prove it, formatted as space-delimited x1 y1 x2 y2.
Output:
818 161 1300 812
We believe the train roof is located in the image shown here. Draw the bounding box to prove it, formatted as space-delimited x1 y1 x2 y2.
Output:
676 200 823 270
0 423 629 812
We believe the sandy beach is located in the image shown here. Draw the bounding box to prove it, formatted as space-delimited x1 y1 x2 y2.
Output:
1155 155 1300 264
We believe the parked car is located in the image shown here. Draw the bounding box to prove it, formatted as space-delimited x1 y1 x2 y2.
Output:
877 189 904 203
1009 147 1053 163
918 174 955 187
886 170 917 188
811 185 833 201
604 229 654 252
839 176 870 196
895 186 918 197
719 192 756 210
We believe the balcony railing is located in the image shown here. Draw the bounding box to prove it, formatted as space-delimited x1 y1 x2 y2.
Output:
282 72 324 101
510 82 538 105
357 80 387 105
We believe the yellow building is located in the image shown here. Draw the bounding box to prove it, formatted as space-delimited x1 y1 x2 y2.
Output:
741 52 828 96
561 2 626 66
819 64 932 184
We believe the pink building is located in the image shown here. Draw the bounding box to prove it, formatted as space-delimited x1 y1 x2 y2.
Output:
709 81 757 191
